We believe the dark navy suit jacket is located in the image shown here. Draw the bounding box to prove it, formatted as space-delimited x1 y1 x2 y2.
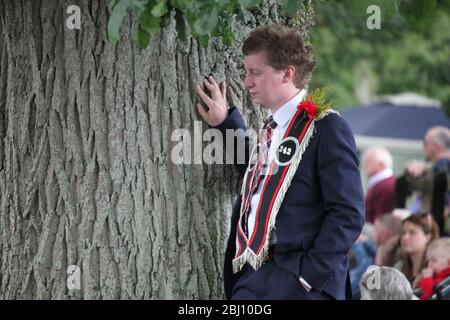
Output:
215 107 365 300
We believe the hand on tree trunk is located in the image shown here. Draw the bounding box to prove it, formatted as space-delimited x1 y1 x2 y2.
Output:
195 75 228 127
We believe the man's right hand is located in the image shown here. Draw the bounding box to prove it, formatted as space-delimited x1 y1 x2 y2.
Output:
195 75 228 127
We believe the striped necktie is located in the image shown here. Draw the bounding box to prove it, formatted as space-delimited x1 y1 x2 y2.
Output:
242 115 278 234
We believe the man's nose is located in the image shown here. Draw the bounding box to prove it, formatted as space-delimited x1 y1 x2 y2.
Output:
244 75 254 89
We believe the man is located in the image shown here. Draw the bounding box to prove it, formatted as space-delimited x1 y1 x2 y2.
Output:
422 126 450 173
195 25 364 300
406 126 450 176
373 214 402 267
363 147 396 223
403 126 450 235
349 223 376 299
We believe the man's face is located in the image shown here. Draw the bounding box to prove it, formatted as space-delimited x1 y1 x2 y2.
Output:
423 131 435 162
243 51 286 109
363 153 376 178
363 151 382 178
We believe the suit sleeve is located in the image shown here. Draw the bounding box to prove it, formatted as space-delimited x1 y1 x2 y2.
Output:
213 107 253 175
213 108 251 298
299 114 365 291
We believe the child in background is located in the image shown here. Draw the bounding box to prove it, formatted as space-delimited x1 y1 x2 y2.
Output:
417 238 450 300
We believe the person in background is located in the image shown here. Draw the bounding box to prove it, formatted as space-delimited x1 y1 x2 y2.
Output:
405 126 450 235
373 213 402 267
349 223 376 299
416 237 450 300
363 147 396 224
394 213 440 285
359 266 418 300
406 126 450 175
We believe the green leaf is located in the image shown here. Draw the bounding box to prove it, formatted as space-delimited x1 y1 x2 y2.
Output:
215 15 234 46
278 0 303 16
239 0 262 10
172 0 195 11
175 9 187 43
215 0 237 12
131 0 147 15
223 30 234 47
139 9 161 34
211 25 221 37
110 0 119 9
108 0 132 45
193 8 219 36
198 34 209 48
138 4 162 35
135 27 151 48
215 0 230 5
151 0 168 17
223 1 237 13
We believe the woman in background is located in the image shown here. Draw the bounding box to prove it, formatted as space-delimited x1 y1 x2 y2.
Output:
394 213 440 285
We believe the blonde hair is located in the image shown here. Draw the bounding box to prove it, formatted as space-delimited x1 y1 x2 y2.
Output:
426 237 450 259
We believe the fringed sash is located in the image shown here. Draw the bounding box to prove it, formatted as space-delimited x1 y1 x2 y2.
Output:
232 108 335 273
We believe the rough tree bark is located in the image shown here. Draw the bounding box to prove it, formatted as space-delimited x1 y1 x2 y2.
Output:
0 0 314 299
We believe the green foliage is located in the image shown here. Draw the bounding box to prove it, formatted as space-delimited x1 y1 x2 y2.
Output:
308 87 332 119
310 0 450 116
107 0 309 48
151 0 169 17
239 0 262 9
277 0 303 16
108 0 133 45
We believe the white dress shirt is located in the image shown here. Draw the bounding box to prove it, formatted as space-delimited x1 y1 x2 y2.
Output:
247 89 306 237
368 168 393 189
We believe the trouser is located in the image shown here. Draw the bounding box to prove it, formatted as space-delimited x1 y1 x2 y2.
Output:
231 260 334 300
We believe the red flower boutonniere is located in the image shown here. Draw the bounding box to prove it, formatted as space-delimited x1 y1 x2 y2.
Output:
297 99 318 119
297 87 332 120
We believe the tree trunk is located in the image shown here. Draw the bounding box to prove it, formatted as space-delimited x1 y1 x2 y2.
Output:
0 0 314 299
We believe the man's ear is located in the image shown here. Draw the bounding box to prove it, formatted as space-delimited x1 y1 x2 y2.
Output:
283 65 296 83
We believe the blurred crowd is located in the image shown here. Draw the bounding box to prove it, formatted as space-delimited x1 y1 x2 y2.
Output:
351 126 450 300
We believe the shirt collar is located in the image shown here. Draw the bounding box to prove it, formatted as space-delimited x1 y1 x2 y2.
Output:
269 89 306 128
368 168 393 189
